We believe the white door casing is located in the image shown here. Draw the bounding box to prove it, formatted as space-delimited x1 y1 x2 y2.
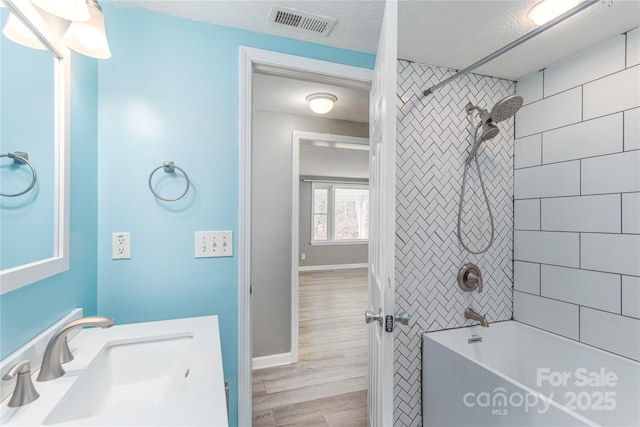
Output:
238 47 373 426
367 1 398 426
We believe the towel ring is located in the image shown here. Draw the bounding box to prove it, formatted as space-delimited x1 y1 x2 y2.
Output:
0 152 37 197
148 161 190 202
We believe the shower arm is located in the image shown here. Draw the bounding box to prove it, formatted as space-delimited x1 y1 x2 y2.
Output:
423 0 601 96
465 103 491 123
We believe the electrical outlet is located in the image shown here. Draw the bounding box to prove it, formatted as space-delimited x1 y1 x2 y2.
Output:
301 253 306 260
195 231 233 258
112 232 131 259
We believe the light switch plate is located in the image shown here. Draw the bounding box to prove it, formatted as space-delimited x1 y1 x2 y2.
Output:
195 231 233 258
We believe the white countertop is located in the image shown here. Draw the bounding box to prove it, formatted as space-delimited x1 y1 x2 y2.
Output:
0 315 228 426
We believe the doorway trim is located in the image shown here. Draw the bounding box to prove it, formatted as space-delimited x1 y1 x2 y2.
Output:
290 131 369 365
238 46 373 426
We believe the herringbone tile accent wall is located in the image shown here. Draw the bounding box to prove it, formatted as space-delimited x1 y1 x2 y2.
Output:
394 60 515 426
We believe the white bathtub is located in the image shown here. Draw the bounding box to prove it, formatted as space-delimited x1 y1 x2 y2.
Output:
422 321 639 427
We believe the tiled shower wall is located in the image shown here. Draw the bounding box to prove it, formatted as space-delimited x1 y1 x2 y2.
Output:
513 28 640 362
394 60 514 426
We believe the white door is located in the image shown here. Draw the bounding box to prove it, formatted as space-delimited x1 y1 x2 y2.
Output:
367 1 397 426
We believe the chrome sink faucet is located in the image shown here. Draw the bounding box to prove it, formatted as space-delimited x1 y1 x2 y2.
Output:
37 316 115 382
2 360 39 407
464 307 489 327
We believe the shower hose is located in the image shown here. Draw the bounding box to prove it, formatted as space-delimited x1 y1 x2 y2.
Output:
457 127 495 254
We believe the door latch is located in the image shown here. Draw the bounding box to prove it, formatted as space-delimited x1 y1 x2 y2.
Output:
385 315 394 332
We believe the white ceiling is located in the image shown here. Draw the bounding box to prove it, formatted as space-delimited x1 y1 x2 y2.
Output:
252 73 369 123
111 0 640 119
398 1 640 81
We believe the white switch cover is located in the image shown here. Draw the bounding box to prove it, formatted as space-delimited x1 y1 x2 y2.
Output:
195 231 233 258
112 232 131 259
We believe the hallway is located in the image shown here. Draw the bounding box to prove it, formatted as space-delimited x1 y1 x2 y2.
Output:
252 268 368 426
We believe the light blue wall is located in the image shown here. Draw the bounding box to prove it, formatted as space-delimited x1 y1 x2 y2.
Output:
1 52 98 359
0 9 55 270
97 5 374 426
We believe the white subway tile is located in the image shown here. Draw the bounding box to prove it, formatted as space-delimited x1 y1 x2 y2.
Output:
543 113 623 163
514 231 580 267
514 291 579 340
541 195 621 233
627 28 639 67
582 233 640 276
541 265 621 313
515 199 540 230
517 71 543 105
514 261 540 294
622 193 640 234
622 276 640 319
515 88 582 138
581 151 640 195
514 161 580 199
580 307 640 361
624 108 639 151
584 66 640 120
544 35 626 97
515 134 542 169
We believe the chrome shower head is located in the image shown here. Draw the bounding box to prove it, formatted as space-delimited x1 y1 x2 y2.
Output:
480 122 499 141
489 94 524 123
466 122 498 164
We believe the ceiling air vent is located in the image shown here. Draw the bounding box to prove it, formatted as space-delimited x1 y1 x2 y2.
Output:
268 6 337 37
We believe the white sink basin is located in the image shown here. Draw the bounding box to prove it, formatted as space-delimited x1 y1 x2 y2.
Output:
44 334 193 425
0 315 228 426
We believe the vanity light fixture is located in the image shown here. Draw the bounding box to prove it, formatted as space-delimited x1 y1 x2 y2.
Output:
30 0 90 22
528 0 582 25
2 12 46 50
62 0 111 59
306 93 337 115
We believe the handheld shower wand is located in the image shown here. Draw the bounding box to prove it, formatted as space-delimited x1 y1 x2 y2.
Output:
458 95 523 254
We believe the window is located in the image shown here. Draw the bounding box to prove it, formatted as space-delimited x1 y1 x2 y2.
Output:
312 182 369 244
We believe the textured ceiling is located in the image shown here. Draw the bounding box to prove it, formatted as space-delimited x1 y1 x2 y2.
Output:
399 0 640 80
252 73 369 123
109 0 384 54
110 0 639 119
111 0 640 81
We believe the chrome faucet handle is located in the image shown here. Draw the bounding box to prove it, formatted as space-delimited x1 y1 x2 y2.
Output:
458 263 483 293
2 360 39 407
37 316 115 382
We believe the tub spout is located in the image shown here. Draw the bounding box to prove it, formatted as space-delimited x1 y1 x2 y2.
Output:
37 316 115 382
464 307 489 327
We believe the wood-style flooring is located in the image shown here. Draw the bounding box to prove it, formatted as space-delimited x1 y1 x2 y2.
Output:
252 268 369 427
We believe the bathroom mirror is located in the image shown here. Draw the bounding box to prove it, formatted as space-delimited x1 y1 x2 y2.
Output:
0 0 70 294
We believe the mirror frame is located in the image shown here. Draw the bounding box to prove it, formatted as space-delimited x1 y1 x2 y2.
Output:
1 0 70 294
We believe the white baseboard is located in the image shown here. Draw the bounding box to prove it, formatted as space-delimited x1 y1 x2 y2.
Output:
298 263 368 272
252 352 293 370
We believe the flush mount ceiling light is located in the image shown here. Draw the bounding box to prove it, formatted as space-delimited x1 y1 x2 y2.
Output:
2 12 46 50
528 0 582 25
306 93 337 115
62 0 111 59
30 0 90 21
